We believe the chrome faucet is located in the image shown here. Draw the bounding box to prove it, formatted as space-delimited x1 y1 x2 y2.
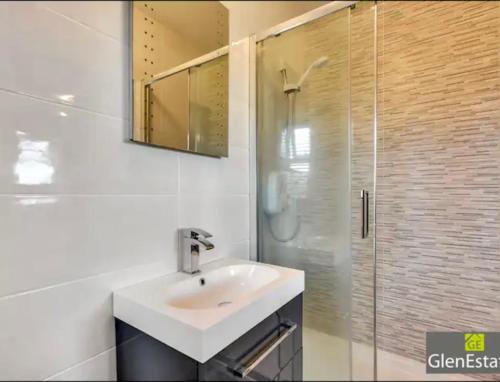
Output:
178 228 214 274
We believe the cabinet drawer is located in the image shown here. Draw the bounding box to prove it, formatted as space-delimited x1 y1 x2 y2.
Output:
200 295 302 381
116 295 303 382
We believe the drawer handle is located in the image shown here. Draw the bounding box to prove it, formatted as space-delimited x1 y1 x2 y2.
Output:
361 189 369 239
234 321 297 378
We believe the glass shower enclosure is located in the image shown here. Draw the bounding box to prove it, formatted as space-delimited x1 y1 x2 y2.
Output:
256 2 377 380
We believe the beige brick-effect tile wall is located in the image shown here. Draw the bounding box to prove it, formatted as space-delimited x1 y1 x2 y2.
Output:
376 1 500 379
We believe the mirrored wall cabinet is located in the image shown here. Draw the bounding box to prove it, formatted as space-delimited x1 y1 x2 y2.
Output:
130 1 229 157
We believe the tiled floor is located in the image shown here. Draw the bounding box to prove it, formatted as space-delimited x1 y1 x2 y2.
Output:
303 327 475 381
303 327 351 380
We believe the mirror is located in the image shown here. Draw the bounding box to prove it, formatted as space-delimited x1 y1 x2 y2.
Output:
131 1 229 157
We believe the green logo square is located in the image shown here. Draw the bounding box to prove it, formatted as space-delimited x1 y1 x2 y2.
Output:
465 333 485 352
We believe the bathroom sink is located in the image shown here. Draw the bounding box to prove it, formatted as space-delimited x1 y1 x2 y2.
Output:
113 258 304 363
166 264 280 309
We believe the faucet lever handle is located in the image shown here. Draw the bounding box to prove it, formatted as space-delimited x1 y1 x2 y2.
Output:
187 228 212 239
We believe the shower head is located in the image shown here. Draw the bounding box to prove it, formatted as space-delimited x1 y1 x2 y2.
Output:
281 56 330 94
297 56 329 88
312 56 329 69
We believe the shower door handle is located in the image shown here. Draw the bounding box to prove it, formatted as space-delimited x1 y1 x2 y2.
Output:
361 190 369 239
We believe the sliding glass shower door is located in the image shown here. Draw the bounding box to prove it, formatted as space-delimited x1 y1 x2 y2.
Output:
256 3 376 380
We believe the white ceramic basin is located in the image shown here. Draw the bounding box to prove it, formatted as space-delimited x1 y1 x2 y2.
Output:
166 264 280 309
113 258 304 363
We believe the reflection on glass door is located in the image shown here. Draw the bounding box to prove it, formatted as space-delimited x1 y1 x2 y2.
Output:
256 3 376 380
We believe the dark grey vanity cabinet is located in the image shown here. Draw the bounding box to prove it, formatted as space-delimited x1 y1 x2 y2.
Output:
116 294 303 381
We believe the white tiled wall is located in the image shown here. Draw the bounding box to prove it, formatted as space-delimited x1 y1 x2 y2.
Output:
221 1 327 42
0 1 250 380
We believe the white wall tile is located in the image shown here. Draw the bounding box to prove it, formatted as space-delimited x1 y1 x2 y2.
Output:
0 195 178 297
0 90 178 195
0 261 171 381
248 36 258 261
226 240 251 261
41 1 128 42
97 136 179 196
45 348 117 381
222 1 327 42
179 195 249 264
179 147 249 196
0 2 251 380
0 2 128 118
